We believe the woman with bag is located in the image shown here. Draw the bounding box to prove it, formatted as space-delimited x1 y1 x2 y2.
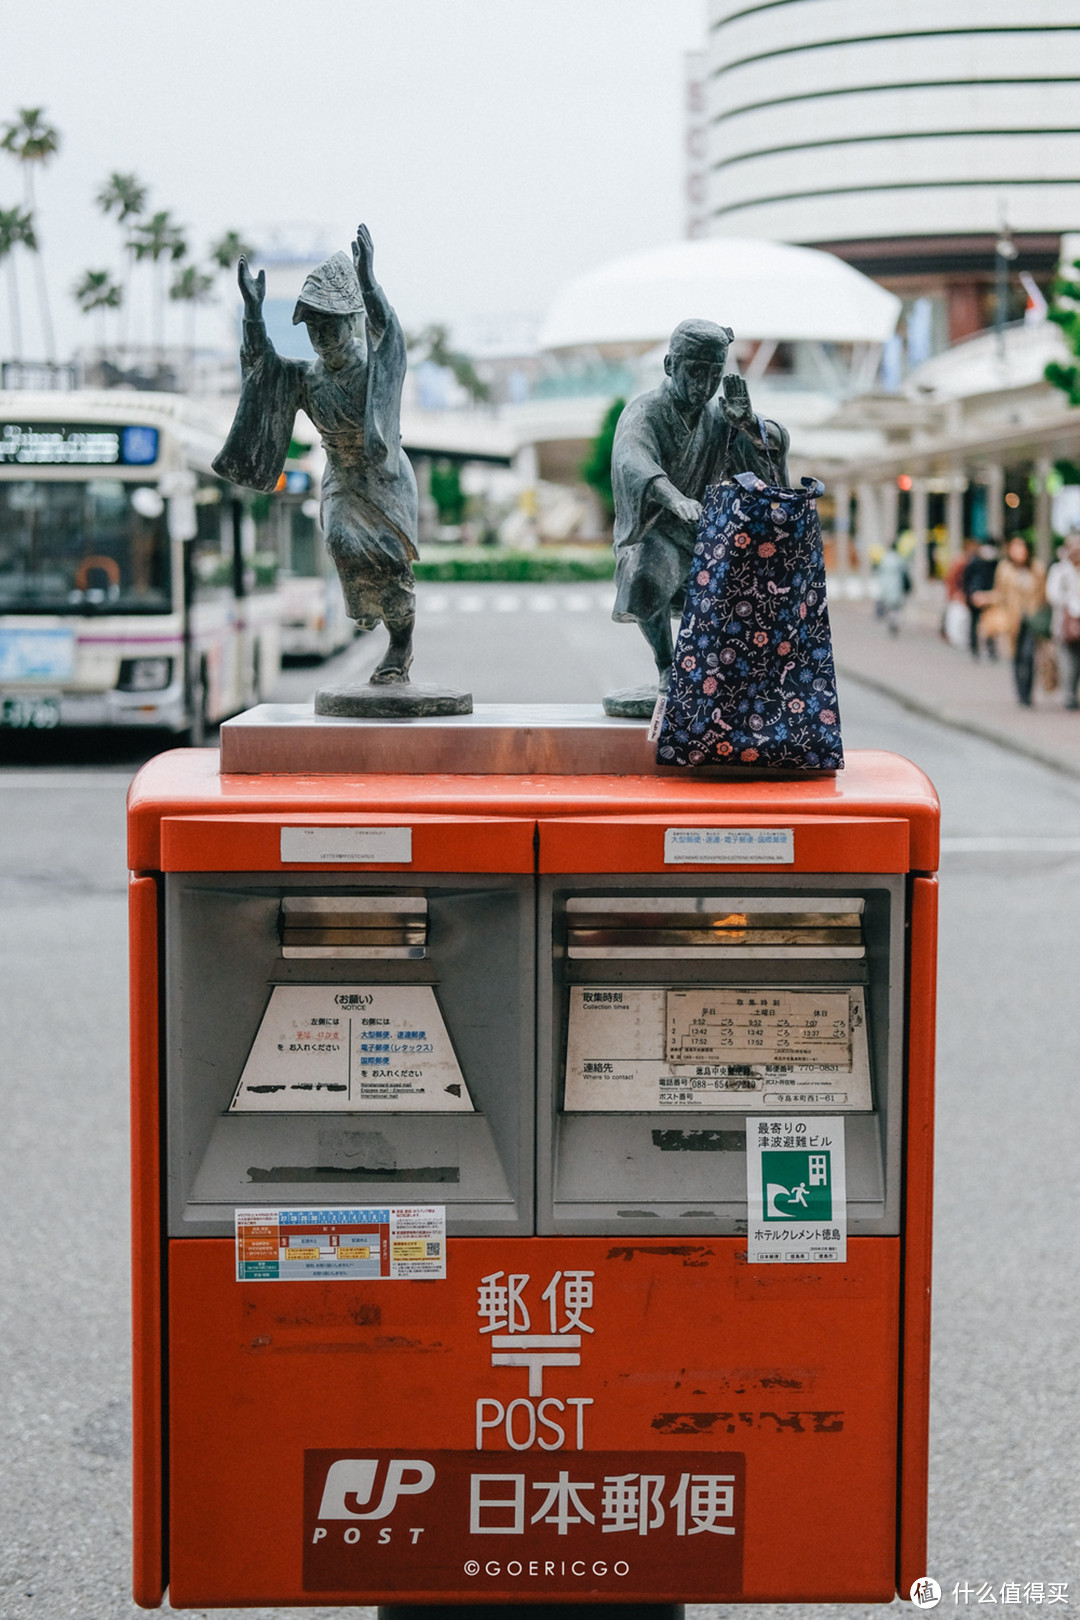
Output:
987 536 1047 706
1047 530 1080 710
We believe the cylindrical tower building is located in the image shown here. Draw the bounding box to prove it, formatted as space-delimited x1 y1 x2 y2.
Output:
704 0 1080 341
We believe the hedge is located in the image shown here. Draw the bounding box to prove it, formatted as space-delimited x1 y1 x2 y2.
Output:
413 546 615 584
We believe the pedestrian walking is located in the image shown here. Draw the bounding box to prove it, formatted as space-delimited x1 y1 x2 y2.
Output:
1046 530 1080 710
961 540 1001 659
943 537 977 648
874 538 910 636
987 536 1047 706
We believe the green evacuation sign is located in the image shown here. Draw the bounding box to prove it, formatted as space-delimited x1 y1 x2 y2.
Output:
760 1148 833 1222
746 1117 846 1264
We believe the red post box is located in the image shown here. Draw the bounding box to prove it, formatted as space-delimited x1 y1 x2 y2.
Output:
130 725 937 1610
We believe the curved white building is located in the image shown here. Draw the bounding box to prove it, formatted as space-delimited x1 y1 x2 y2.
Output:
538 237 899 352
521 238 901 487
704 0 1080 340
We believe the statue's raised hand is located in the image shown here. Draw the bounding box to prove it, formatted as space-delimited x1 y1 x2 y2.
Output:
721 373 753 427
237 257 265 319
352 223 375 286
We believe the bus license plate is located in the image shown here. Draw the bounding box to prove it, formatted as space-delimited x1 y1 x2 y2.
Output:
0 695 61 729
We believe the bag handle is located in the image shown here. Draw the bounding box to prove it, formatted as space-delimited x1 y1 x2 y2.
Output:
732 470 828 499
756 414 780 485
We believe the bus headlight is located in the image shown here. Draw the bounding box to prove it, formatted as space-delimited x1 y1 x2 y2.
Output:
118 657 173 692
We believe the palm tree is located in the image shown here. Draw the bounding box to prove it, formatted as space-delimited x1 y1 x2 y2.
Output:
169 264 214 380
128 210 187 361
73 268 122 356
1 107 60 359
208 229 255 273
96 171 147 357
0 205 36 359
407 322 492 405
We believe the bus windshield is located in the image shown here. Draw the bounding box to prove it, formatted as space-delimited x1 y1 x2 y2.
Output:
0 479 172 614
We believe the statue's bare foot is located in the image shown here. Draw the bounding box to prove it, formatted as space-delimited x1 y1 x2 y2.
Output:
370 625 413 684
370 653 412 684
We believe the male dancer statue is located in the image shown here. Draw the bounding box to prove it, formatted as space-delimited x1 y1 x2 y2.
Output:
606 318 789 717
215 224 419 687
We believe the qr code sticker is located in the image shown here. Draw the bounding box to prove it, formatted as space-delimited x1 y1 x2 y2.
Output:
425 1241 442 1258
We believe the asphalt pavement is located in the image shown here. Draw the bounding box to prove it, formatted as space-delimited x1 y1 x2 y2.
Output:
0 582 1077 1619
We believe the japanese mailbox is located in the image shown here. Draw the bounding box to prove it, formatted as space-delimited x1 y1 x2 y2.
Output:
129 717 938 1612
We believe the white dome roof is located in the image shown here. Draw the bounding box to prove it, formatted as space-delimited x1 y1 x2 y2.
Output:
539 237 900 351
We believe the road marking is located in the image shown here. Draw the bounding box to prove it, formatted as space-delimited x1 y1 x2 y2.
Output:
0 772 131 787
940 835 1080 853
416 586 613 615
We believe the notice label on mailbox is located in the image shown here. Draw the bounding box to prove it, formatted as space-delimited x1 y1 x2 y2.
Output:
229 984 473 1112
668 989 852 1066
236 1205 446 1280
563 987 870 1111
664 827 793 864
746 1117 846 1263
280 826 412 863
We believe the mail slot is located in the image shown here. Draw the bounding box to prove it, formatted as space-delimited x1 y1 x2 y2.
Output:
280 894 429 957
130 723 938 1613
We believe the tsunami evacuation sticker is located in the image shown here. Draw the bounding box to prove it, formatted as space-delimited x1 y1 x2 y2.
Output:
745 1116 846 1263
235 1206 446 1281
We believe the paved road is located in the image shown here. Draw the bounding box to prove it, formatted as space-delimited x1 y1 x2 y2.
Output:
1 584 1077 1618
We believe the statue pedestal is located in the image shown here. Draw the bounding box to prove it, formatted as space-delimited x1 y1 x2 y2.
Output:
603 683 663 719
314 680 472 719
219 703 652 775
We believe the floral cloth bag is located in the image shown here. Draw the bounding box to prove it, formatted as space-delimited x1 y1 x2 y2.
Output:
655 468 844 770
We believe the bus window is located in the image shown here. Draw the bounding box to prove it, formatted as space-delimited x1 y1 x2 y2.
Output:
288 505 319 577
189 485 233 603
0 479 171 613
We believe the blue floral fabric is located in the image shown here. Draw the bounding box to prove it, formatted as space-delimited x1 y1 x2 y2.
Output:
656 473 844 771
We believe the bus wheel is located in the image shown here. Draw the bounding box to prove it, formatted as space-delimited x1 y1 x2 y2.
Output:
185 663 209 747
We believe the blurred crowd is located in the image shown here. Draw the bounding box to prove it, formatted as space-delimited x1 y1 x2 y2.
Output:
941 531 1080 709
870 530 1080 712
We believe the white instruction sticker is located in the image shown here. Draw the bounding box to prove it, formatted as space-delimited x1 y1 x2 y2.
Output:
229 984 473 1112
235 1205 446 1280
746 1116 846 1263
280 826 412 864
664 827 794 864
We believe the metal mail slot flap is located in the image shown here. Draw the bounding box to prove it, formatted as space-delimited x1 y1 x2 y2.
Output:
565 895 865 960
280 895 428 958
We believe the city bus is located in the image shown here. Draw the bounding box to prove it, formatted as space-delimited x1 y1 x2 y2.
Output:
0 391 282 741
258 464 352 661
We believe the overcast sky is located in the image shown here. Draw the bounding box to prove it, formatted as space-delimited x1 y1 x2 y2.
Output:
3 0 705 359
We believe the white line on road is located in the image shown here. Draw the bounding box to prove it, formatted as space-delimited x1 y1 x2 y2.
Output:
416 586 613 615
0 772 132 787
941 835 1080 852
